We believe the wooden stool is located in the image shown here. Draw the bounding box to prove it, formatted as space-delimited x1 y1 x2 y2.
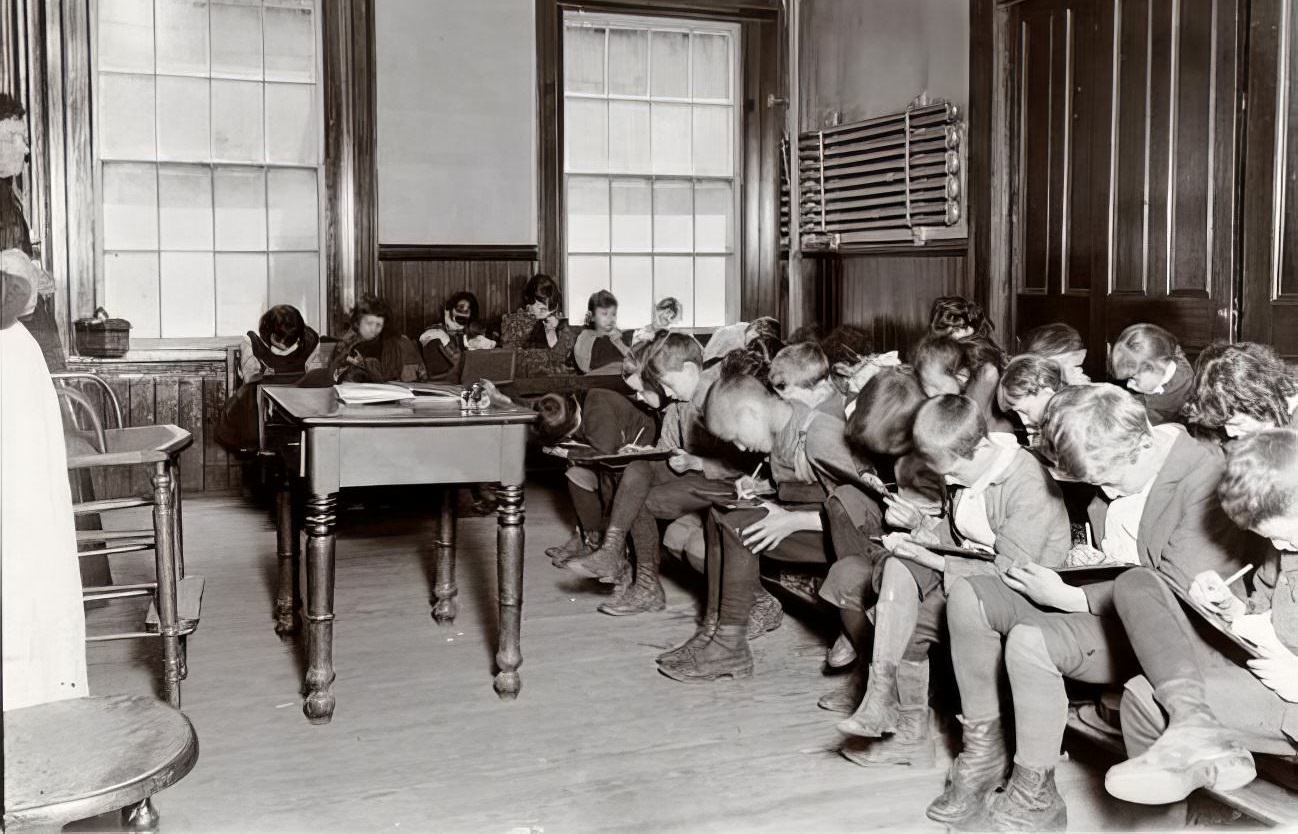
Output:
3 695 198 832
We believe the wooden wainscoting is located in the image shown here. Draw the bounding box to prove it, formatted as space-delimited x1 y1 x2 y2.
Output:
811 250 971 356
376 247 537 339
67 356 238 498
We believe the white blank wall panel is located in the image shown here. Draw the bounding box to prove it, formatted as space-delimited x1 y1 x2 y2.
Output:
376 0 537 246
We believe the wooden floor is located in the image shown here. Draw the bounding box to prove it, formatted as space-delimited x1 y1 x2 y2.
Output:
81 483 1181 833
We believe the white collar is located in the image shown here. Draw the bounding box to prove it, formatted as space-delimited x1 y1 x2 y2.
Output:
269 341 297 356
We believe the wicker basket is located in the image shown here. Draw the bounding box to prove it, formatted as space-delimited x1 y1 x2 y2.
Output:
74 307 131 358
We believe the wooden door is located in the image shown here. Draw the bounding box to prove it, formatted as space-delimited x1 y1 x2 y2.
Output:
1005 0 1105 354
1241 0 1298 359
1003 0 1244 361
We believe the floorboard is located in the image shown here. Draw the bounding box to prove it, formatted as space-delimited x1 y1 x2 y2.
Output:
79 486 1182 832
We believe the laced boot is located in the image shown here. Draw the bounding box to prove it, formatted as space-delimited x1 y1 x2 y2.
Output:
598 551 666 616
658 625 753 683
926 715 1011 825
958 762 1066 831
548 528 600 568
747 585 784 639
656 613 718 665
566 527 629 582
817 666 866 713
837 662 900 737
841 659 935 767
1104 678 1255 804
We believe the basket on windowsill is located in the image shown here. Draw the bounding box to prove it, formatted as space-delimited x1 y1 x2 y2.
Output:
74 307 131 358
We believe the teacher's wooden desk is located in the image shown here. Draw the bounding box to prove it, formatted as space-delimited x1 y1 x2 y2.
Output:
258 386 535 724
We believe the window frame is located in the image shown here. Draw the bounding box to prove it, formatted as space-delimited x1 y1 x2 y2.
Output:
559 10 743 331
87 0 329 348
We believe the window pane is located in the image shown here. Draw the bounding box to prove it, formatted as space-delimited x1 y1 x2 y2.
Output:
97 0 154 73
266 83 318 164
160 251 215 337
565 98 607 173
564 25 605 95
608 28 647 96
566 176 609 253
652 180 692 252
99 73 156 159
649 31 689 98
264 4 315 82
652 255 693 326
692 105 731 176
101 162 159 250
694 256 728 327
216 252 268 335
691 33 729 101
156 0 210 76
694 181 732 253
267 168 318 250
269 252 319 324
610 178 651 252
156 76 211 161
611 256 652 329
158 164 214 250
103 251 160 337
211 1 263 79
651 103 691 175
608 101 650 173
211 79 264 162
213 166 267 250
566 255 609 321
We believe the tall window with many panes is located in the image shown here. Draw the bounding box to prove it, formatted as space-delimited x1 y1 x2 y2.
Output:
563 13 739 329
94 0 323 340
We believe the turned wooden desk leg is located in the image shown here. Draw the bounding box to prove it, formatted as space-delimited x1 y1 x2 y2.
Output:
303 492 337 724
432 488 458 623
152 462 182 709
493 483 525 699
274 468 302 635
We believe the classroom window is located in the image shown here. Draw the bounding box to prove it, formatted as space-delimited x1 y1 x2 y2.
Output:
93 0 324 340
562 13 740 329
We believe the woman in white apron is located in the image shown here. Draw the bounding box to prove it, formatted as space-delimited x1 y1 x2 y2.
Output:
1 258 88 709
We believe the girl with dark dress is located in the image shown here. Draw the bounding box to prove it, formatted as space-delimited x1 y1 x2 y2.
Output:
500 274 577 376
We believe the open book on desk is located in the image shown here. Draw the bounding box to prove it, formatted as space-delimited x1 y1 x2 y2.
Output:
333 383 462 406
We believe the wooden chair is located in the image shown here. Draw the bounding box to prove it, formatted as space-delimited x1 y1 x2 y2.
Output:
3 694 199 832
53 383 203 708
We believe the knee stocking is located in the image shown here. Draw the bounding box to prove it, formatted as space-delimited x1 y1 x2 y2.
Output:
871 559 920 666
1004 624 1068 769
607 460 655 531
947 579 1007 722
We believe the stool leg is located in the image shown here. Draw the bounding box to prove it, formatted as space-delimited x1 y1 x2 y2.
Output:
303 492 337 724
274 470 301 635
152 462 182 709
170 459 185 579
121 797 160 832
493 483 525 699
432 489 458 623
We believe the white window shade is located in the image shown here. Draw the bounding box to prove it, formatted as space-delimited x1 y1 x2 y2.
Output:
375 0 537 246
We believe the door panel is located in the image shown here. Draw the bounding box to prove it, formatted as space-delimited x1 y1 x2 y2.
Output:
1241 0 1298 358
1005 0 1243 361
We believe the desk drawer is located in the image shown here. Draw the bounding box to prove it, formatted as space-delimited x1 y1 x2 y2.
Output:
327 423 528 489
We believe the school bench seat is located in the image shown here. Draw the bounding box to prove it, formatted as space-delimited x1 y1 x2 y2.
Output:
1065 703 1298 827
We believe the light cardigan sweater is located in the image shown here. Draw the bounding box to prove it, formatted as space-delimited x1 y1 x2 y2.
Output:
937 443 1072 590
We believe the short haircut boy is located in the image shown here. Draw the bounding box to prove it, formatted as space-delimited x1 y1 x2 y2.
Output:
645 332 703 377
1218 428 1298 530
769 342 830 393
1110 322 1184 380
587 289 618 315
911 333 968 379
534 392 580 443
523 273 563 313
998 353 1066 409
704 370 772 425
1020 322 1083 356
821 324 873 366
1037 383 1151 481
846 366 925 456
1185 342 1298 429
929 296 991 340
350 294 391 328
745 316 782 344
259 304 305 347
717 344 774 387
912 394 986 462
